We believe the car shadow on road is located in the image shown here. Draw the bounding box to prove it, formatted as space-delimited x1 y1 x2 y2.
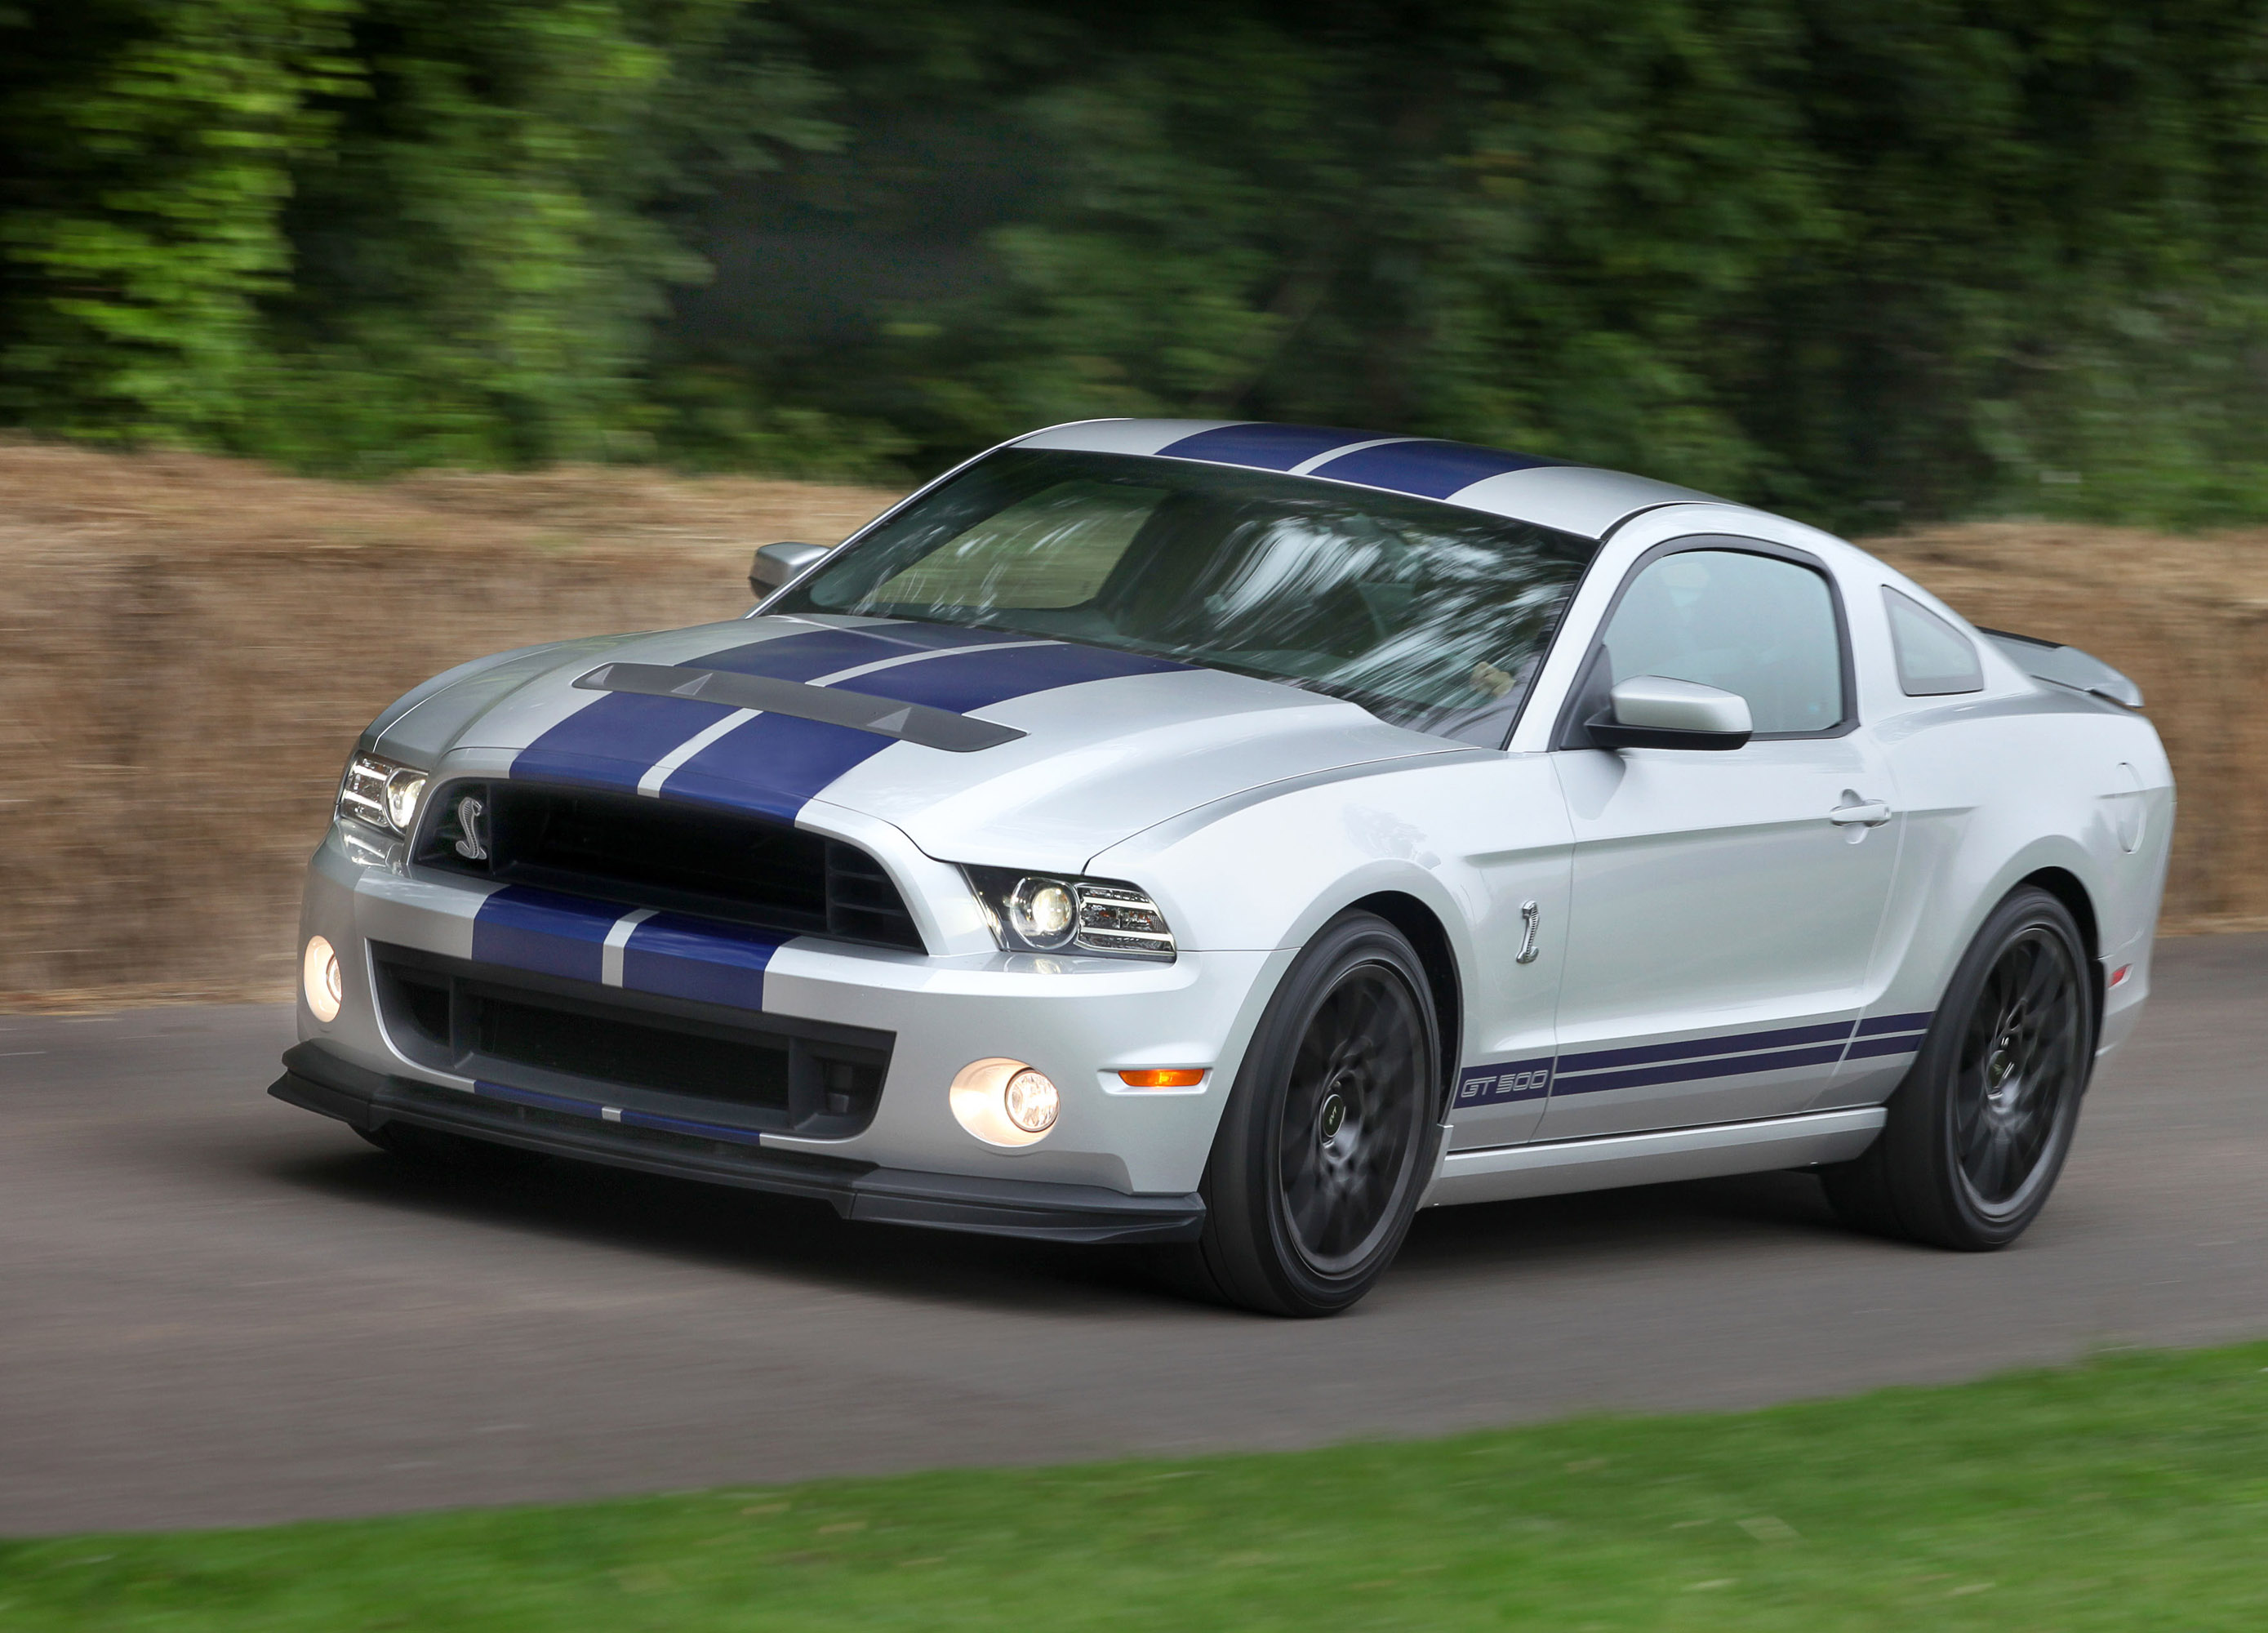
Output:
261 1132 1870 1317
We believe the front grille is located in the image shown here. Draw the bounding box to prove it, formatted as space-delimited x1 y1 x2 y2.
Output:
414 781 923 952
372 945 892 1138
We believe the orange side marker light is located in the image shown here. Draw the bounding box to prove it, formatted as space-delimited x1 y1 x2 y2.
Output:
1117 1068 1207 1089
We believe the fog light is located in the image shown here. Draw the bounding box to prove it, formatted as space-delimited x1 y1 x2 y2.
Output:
303 936 343 1023
949 1058 1057 1147
1004 1069 1059 1132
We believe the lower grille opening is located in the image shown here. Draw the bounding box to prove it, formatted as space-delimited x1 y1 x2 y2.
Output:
469 989 793 1110
372 945 891 1138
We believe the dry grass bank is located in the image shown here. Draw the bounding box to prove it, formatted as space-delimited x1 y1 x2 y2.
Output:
1 442 2258 1006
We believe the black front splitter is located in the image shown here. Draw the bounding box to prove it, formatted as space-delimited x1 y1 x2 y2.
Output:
269 1042 1206 1247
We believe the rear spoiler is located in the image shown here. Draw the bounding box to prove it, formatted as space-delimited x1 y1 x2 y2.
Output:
1977 629 2145 710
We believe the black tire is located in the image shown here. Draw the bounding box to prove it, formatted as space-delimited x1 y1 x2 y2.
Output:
1179 912 1443 1316
358 1120 541 1172
1823 886 2095 1249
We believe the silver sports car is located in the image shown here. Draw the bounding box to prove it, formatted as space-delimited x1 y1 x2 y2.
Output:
275 419 2172 1315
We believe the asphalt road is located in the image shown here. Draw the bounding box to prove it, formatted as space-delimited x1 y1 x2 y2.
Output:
5 935 2265 1537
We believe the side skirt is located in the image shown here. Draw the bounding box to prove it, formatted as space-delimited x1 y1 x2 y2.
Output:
1421 1106 1886 1208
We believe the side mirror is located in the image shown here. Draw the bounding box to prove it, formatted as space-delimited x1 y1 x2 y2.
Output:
1589 676 1752 751
749 540 829 599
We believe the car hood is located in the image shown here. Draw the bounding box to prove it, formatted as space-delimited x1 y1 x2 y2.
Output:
378 615 1465 871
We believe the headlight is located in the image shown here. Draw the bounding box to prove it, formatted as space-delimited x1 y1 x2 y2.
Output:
337 752 428 838
959 866 1176 960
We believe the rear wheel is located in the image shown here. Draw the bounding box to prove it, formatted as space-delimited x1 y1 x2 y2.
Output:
1181 912 1441 1316
1823 886 2093 1249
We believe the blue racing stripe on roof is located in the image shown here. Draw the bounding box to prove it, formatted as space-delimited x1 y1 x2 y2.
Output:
1154 423 1379 470
469 887 622 985
620 914 786 1010
1305 439 1566 500
657 640 1186 817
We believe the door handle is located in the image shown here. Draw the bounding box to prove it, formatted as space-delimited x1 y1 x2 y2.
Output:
1828 794 1892 827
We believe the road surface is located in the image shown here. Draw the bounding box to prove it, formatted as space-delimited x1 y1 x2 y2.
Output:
3 935 2263 1534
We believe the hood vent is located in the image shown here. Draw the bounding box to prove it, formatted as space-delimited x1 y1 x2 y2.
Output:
416 781 924 953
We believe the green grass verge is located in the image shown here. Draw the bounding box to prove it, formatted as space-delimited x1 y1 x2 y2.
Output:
6 1343 2267 1630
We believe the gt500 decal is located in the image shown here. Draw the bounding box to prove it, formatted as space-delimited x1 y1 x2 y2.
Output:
1454 1057 1554 1108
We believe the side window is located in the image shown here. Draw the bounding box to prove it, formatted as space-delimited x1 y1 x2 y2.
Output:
1599 548 1846 735
1883 587 1983 696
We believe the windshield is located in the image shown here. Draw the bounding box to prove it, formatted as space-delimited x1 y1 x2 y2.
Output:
775 448 1599 746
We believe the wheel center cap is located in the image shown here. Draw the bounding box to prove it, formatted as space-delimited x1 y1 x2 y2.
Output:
1319 1092 1347 1143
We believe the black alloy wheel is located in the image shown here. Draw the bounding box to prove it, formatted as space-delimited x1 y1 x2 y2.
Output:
1179 912 1442 1316
1823 886 2094 1249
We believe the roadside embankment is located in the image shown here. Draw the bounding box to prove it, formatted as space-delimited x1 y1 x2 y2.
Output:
2 442 2260 1005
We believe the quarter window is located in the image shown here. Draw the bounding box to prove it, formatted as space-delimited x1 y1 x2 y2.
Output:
1883 587 1984 696
1598 549 1846 735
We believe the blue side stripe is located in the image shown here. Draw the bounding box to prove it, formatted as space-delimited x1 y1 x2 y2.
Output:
1456 1008 1939 1115
1551 1042 1853 1098
1305 439 1565 500
1154 423 1378 470
659 641 1187 816
620 914 785 1009
473 1080 765 1147
1557 1020 1855 1077
469 887 621 985
1844 1035 1927 1061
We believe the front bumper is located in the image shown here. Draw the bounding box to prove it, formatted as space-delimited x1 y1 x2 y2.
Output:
273 1040 1206 1245
293 818 1287 1220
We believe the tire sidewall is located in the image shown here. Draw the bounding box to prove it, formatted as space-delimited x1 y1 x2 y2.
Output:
1199 913 1443 1316
1899 887 2096 1247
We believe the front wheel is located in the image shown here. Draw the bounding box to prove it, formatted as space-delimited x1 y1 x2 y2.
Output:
1823 886 2095 1249
1182 912 1442 1316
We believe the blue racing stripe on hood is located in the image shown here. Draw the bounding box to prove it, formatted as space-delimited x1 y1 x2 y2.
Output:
1306 439 1565 500
1154 423 1377 470
509 622 1019 792
469 886 622 985
658 641 1188 817
620 913 786 1009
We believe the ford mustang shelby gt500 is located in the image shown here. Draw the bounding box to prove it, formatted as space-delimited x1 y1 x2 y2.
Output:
273 419 2172 1315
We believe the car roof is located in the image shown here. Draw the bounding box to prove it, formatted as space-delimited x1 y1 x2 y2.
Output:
1012 418 1759 542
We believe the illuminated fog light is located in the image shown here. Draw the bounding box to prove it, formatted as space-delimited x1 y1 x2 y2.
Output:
1003 1069 1059 1133
1008 878 1077 947
384 768 427 833
303 936 344 1023
949 1058 1056 1147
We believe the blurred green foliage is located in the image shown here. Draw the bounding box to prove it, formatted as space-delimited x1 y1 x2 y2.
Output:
2 1 2265 527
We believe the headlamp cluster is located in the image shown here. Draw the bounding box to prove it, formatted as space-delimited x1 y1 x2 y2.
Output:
337 752 427 838
960 866 1176 960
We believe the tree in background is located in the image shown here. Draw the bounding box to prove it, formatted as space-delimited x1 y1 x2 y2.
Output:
1 0 2264 527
